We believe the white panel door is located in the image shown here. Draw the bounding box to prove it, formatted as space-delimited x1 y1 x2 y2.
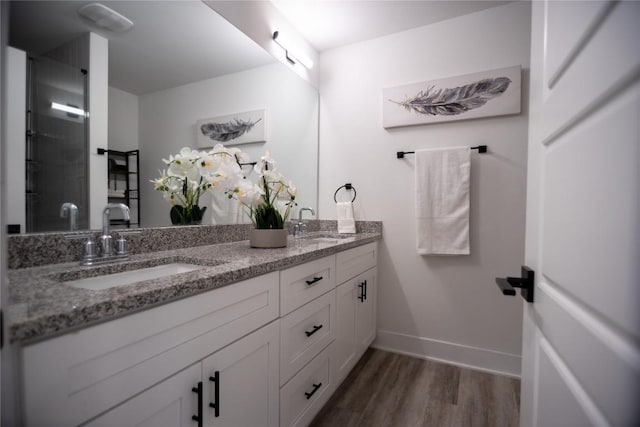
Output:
521 1 640 426
202 320 280 427
88 363 201 427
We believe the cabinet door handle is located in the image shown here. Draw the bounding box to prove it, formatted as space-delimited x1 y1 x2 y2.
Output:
363 279 367 301
305 324 323 337
209 371 220 418
304 382 323 400
358 282 365 302
191 381 203 427
305 276 323 286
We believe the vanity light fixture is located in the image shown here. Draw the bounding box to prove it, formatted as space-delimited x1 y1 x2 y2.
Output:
77 3 134 33
51 102 86 117
272 30 313 69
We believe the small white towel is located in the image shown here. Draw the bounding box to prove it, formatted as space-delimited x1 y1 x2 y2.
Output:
415 147 470 255
210 191 244 225
337 202 356 234
108 189 125 198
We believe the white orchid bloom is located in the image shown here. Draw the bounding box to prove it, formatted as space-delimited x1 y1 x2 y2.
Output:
276 180 297 200
231 180 264 208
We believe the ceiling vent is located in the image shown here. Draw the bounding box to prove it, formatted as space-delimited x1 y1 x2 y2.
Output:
77 3 134 33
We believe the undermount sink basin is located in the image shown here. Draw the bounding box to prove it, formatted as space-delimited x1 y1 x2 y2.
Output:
63 262 208 291
301 233 354 242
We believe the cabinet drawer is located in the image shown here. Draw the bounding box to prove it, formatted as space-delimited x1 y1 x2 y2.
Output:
336 242 377 284
280 255 336 315
22 272 279 427
280 289 336 385
280 342 335 427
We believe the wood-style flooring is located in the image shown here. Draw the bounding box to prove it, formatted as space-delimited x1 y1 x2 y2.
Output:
310 348 520 427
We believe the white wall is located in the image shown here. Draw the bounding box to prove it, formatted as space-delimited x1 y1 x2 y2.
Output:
88 33 109 230
108 87 138 152
318 2 531 376
139 62 318 228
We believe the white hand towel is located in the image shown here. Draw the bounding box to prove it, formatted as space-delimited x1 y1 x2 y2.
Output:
415 147 470 255
337 202 356 234
210 191 243 225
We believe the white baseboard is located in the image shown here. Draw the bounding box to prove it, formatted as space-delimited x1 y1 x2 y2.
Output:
372 329 521 378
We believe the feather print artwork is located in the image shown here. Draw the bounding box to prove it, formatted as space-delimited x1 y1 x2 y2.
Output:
382 66 521 128
390 77 512 116
200 117 263 142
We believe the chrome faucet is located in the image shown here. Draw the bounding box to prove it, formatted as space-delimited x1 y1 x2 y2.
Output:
100 203 130 257
294 207 315 237
60 202 78 231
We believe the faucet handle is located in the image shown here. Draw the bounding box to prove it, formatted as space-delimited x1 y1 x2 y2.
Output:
115 235 128 256
114 230 140 256
65 233 97 260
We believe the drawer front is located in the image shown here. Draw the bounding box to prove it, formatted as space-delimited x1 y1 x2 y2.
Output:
280 255 336 315
336 242 377 284
280 342 335 427
280 289 336 385
22 272 279 427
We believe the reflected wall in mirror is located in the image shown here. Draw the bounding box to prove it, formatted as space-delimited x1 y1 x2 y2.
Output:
6 0 319 233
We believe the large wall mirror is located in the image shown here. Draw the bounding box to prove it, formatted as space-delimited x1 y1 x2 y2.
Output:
5 0 319 233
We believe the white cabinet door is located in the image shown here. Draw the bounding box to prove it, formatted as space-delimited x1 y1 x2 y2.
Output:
334 267 377 383
88 363 201 427
355 268 376 356
202 320 280 427
334 278 358 383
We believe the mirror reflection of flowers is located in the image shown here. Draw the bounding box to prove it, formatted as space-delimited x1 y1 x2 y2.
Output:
151 147 210 225
152 145 296 229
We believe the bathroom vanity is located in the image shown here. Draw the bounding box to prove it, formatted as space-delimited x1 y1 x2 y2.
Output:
7 225 380 426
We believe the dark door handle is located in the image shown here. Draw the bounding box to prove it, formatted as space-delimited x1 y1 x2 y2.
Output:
305 276 323 286
209 371 220 417
363 279 367 301
305 324 323 337
305 382 322 399
192 381 203 427
495 266 534 303
358 282 365 302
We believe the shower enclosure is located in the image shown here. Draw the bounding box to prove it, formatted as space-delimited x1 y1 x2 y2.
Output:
26 56 89 232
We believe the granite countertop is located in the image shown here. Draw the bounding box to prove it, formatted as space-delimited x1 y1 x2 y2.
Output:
7 232 381 345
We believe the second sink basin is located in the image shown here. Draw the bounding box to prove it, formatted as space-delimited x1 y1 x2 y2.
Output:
65 262 206 291
65 263 206 291
301 232 355 243
55 255 226 291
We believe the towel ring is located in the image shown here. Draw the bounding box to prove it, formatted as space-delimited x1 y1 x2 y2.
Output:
334 183 357 203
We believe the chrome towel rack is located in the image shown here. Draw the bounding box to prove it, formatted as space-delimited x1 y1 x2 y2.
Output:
396 145 487 159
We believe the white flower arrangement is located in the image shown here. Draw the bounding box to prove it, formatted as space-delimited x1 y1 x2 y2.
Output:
152 144 296 228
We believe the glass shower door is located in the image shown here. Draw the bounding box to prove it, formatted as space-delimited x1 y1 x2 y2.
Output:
26 56 88 232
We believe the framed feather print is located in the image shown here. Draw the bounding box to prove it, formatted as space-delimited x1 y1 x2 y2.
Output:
382 65 521 128
196 109 266 147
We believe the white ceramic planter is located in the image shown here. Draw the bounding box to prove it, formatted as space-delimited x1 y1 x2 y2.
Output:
249 228 288 248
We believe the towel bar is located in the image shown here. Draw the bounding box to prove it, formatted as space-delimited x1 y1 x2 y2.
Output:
397 145 487 159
